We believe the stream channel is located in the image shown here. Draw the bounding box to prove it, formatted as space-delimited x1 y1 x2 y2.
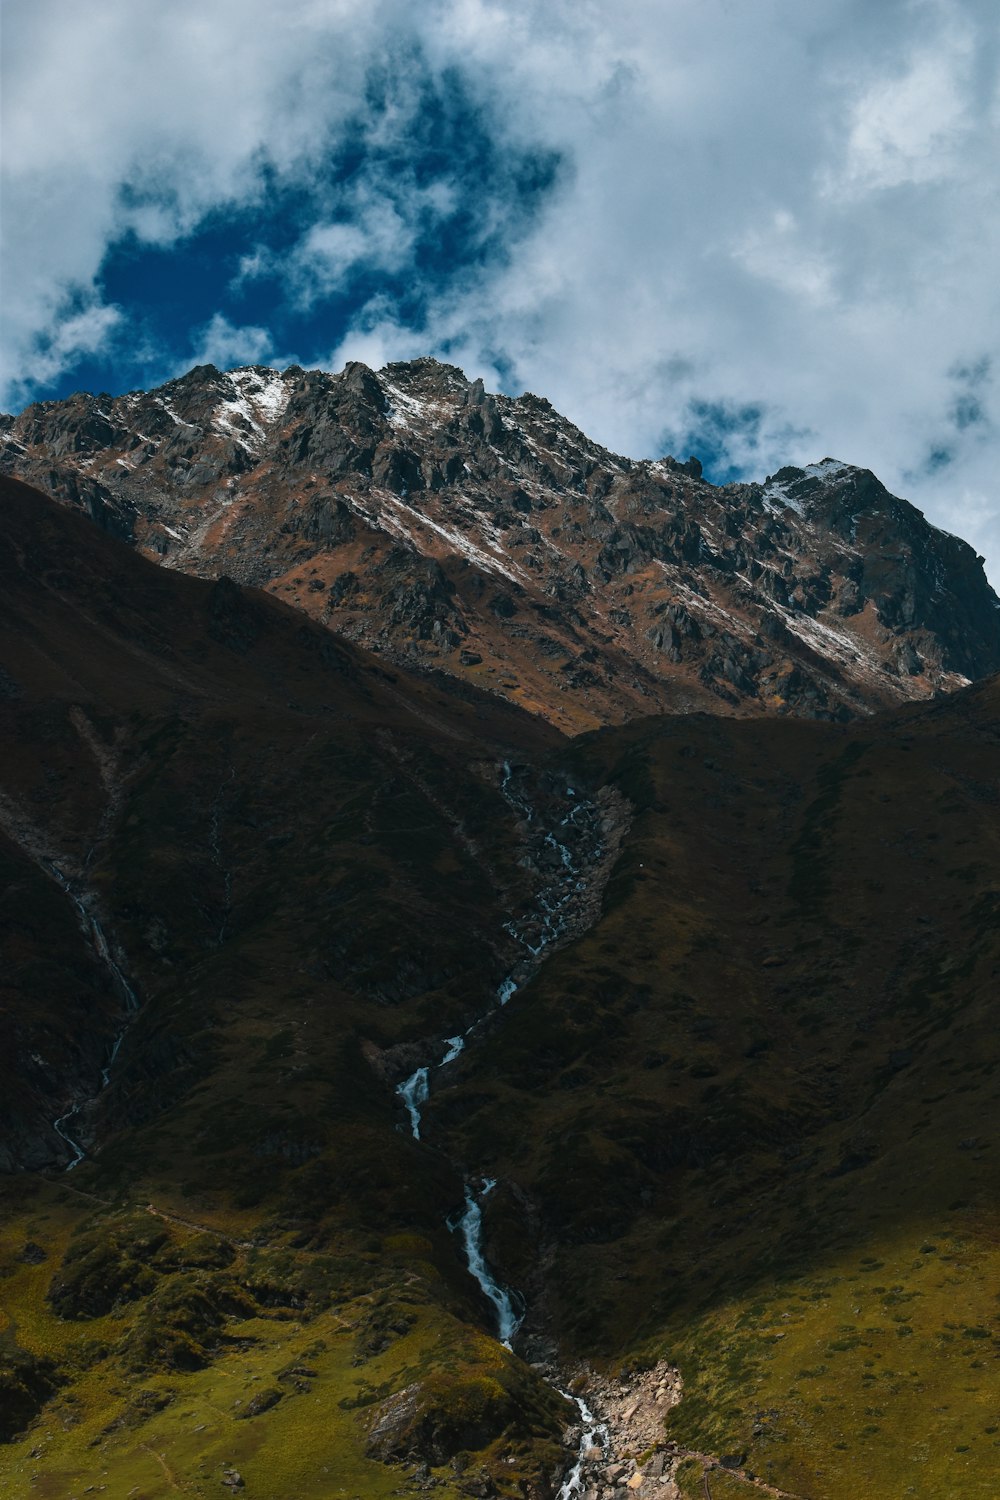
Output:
47 860 139 1169
45 761 616 1494
396 762 614 1498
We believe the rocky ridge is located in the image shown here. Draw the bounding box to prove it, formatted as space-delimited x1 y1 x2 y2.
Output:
4 359 998 731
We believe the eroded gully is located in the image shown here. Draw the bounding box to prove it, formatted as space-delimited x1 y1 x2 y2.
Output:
46 861 140 1170
393 769 806 1500
396 761 628 1498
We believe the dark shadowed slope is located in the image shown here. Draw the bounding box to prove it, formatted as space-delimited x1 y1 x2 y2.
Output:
2 474 1000 1500
0 475 575 1499
434 678 1000 1498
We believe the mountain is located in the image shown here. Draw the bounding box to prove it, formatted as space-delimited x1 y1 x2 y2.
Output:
3 358 999 733
0 473 583 1496
1 423 1000 1500
440 678 1000 1497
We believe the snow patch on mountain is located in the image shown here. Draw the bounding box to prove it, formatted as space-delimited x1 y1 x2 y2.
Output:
230 366 290 424
214 368 291 449
367 489 526 584
381 380 435 431
762 458 851 516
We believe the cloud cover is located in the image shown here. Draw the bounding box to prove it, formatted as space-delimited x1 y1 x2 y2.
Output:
3 0 999 573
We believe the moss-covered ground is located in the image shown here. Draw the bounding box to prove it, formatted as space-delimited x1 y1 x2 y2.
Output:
0 1165 567 1498
2 1188 482 1499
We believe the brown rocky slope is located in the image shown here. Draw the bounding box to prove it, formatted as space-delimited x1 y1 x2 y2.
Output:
3 358 998 732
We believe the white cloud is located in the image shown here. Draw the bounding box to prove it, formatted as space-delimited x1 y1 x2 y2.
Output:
291 197 414 305
3 0 1000 576
181 313 285 373
732 212 836 309
0 0 396 396
11 301 124 399
329 314 427 374
836 24 975 193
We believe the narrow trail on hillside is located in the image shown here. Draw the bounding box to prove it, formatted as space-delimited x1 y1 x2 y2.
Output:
687 1451 808 1500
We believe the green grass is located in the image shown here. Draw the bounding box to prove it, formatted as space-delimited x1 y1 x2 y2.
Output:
437 694 1000 1499
0 1180 568 1500
665 1224 1000 1498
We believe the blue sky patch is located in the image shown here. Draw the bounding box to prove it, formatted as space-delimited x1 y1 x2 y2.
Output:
24 54 561 408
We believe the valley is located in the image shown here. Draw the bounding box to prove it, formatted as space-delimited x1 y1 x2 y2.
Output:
1 380 1000 1500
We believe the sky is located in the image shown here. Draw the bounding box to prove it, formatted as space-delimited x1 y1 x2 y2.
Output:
3 0 999 575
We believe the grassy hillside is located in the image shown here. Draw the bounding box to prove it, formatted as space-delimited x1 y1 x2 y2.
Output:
3 474 1000 1498
436 684 1000 1498
0 477 570 1498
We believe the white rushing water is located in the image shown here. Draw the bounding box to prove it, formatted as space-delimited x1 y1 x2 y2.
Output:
52 1109 86 1171
451 1178 523 1348
555 1392 609 1500
397 1066 430 1139
440 1034 466 1064
396 975 517 1140
449 1177 612 1495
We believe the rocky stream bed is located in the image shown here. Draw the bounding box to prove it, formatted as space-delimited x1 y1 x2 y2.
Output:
389 763 689 1499
388 762 810 1500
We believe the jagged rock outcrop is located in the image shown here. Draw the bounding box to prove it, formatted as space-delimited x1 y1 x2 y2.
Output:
4 359 999 730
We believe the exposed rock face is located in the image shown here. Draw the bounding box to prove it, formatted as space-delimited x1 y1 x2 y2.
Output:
4 359 999 730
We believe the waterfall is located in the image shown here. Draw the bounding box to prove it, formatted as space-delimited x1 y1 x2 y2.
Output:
397 1067 430 1139
396 974 522 1140
555 1393 609 1500
52 1109 86 1172
451 1178 523 1348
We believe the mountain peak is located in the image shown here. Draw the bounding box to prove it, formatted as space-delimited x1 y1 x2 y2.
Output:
3 361 998 730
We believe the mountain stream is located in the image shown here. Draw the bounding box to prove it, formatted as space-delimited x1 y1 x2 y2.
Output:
45 758 630 1492
395 761 625 1496
46 861 139 1170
